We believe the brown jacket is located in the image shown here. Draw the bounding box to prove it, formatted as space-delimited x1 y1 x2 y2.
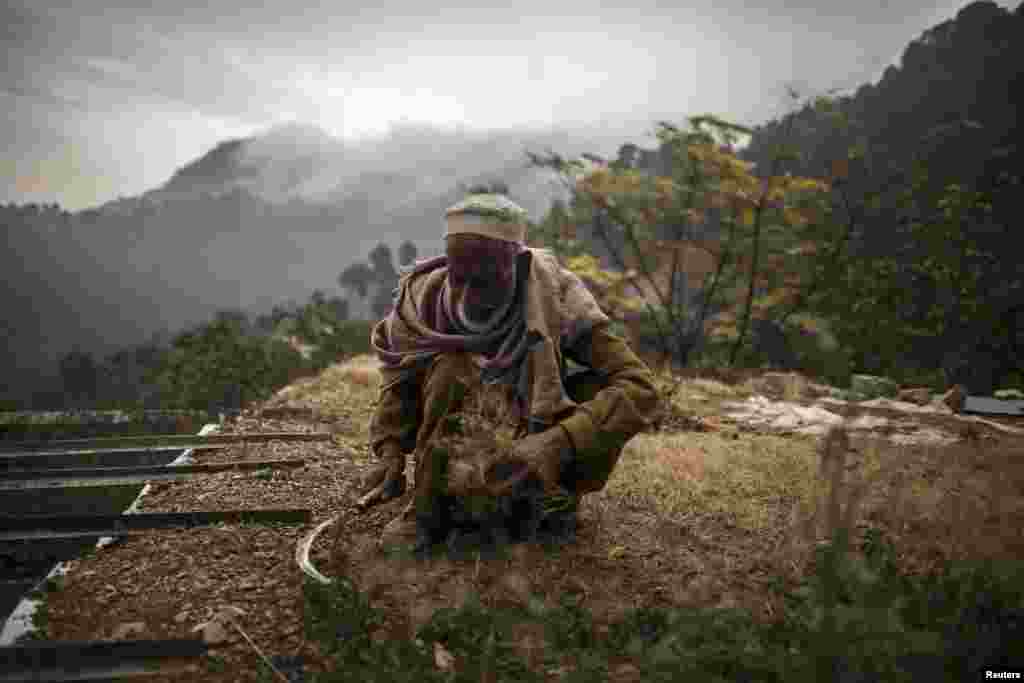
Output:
369 323 660 495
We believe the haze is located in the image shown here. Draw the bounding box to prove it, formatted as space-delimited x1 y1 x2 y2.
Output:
3 0 1011 211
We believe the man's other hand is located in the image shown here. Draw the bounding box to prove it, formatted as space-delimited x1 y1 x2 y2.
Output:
356 443 406 511
508 426 572 493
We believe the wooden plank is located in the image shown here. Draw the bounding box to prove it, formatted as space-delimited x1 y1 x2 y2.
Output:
0 432 330 453
0 459 307 490
0 508 312 541
0 638 207 682
0 447 227 471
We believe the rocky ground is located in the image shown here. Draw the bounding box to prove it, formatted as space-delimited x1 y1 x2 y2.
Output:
24 359 1024 681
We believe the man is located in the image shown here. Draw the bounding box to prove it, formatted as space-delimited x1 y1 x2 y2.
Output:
357 191 659 553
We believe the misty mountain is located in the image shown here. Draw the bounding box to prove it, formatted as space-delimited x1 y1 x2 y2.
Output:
3 122 627 405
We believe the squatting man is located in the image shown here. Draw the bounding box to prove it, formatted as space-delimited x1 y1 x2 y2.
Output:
356 191 660 553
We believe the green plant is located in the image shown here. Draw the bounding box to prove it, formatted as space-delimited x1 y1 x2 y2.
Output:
543 593 595 653
418 603 543 682
205 655 229 674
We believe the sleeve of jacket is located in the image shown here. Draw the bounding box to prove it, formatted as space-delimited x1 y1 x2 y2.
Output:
557 323 661 493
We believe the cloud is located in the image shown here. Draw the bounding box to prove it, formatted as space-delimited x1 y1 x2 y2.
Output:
1 83 92 111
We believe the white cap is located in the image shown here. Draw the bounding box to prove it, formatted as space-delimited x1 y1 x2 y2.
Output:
444 194 527 244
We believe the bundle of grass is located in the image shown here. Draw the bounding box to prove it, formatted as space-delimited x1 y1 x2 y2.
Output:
427 402 579 555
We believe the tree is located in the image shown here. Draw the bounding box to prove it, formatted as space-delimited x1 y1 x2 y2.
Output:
59 350 99 406
398 240 418 267
528 113 831 373
368 243 397 281
151 315 305 410
325 296 349 322
368 243 399 319
338 262 375 298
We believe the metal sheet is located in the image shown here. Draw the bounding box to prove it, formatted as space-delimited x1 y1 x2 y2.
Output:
0 447 225 470
0 459 306 490
0 432 331 453
0 508 311 541
962 396 1024 416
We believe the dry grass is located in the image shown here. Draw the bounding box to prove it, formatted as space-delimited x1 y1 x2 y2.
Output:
315 354 383 393
601 430 821 533
266 354 382 440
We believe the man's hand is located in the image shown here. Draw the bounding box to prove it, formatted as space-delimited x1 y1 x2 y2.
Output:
507 425 573 493
356 443 406 511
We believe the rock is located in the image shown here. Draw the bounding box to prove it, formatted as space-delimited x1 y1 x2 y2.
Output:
804 382 835 400
850 375 900 399
757 372 797 398
111 621 146 640
941 384 967 414
433 641 456 671
896 387 933 406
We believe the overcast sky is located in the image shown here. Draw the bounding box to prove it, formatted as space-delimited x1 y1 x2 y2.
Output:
1 0 1014 211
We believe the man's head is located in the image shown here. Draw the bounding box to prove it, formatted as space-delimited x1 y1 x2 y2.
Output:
445 233 519 322
443 193 527 324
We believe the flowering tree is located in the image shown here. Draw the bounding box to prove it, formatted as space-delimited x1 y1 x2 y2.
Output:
529 112 833 371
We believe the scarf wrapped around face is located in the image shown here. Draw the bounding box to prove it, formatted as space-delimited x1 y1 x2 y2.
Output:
371 247 610 433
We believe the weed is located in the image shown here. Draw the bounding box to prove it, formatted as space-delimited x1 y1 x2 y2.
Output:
543 593 595 652
205 654 229 674
419 603 543 682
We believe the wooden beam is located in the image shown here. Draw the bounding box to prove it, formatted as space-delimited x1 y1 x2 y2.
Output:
0 508 311 541
0 459 307 490
0 432 331 453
